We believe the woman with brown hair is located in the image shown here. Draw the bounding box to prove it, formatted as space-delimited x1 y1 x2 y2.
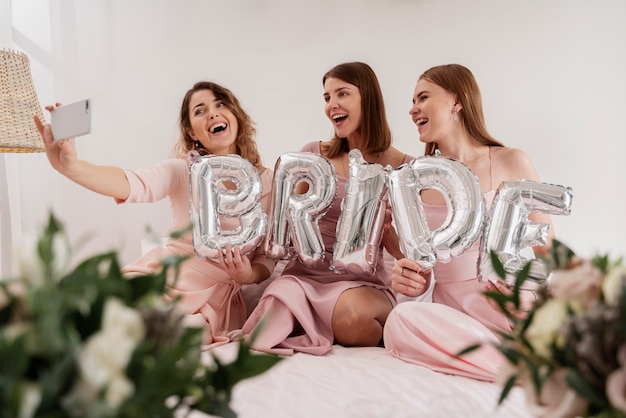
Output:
243 62 414 355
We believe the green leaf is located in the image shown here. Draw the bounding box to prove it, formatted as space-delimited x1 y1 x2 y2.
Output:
498 374 519 405
455 343 482 357
489 251 507 279
566 369 608 408
550 239 576 270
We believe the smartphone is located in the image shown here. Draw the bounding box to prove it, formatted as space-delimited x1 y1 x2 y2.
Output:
51 99 92 141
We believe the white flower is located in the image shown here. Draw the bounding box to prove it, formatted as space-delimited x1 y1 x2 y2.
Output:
526 299 570 358
16 233 71 286
105 373 135 408
79 298 144 383
18 382 42 418
101 298 145 341
602 265 626 305
73 298 145 408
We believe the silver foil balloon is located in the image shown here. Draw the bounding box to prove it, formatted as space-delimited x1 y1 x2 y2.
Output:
477 180 573 285
331 149 388 275
387 155 485 270
188 153 267 259
264 152 337 267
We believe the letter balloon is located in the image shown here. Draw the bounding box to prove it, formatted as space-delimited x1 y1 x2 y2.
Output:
265 152 337 267
477 180 573 285
188 152 267 259
331 149 388 275
388 154 485 270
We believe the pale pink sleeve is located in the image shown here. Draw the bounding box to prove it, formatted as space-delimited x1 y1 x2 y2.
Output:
118 159 188 204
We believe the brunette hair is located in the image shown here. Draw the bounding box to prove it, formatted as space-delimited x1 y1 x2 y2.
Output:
419 64 504 155
322 62 392 159
172 81 262 169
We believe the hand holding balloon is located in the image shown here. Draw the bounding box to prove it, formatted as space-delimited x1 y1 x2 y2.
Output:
391 258 432 298
206 243 257 285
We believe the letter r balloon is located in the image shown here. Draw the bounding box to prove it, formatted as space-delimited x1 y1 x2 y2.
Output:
264 152 337 267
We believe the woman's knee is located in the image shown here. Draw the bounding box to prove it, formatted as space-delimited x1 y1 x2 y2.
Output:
331 288 392 346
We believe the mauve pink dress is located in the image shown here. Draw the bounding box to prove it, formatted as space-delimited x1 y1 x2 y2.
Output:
384 150 509 382
118 158 275 349
242 141 415 356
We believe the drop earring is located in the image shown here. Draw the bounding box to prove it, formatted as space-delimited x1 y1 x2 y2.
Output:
195 141 201 149
453 110 459 123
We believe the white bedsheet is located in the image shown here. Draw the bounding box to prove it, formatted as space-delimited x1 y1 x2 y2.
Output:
192 343 533 418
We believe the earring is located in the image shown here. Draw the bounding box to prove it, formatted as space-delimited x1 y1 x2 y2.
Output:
195 141 200 149
453 110 459 124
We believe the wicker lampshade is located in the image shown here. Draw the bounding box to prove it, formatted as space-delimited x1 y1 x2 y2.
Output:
0 49 45 153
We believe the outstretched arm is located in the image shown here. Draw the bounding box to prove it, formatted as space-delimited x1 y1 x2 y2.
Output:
34 104 130 201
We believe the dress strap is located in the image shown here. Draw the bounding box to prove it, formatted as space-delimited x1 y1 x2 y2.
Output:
488 146 494 191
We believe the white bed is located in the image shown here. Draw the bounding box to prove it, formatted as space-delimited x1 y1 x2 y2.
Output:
195 341 533 418
191 264 534 418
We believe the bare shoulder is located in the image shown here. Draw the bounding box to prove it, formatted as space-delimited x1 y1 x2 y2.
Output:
383 146 412 168
491 146 540 182
299 140 327 155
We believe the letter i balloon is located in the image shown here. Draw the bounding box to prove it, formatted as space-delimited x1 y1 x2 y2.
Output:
331 149 388 275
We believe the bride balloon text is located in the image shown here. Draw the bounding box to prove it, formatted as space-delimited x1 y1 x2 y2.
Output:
187 151 573 281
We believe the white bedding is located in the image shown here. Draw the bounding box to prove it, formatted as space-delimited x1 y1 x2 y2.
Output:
193 342 533 418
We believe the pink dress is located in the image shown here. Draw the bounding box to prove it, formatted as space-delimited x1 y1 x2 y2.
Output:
384 148 509 382
242 141 415 356
118 158 275 348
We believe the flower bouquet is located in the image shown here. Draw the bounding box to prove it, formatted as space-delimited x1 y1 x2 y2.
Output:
0 213 282 418
480 240 626 418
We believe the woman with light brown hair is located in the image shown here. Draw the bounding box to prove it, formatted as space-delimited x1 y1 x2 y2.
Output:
384 64 554 381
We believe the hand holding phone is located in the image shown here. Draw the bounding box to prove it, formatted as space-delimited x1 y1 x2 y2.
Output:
51 99 92 141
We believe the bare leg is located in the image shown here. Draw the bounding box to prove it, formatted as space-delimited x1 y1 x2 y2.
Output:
331 286 393 347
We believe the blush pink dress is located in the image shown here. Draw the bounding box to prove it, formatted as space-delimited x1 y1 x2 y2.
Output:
118 158 275 349
383 148 509 382
242 141 415 356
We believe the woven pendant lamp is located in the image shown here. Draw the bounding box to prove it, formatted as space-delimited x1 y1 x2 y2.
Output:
0 48 45 153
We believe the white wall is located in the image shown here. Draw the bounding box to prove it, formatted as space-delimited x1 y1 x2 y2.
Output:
6 0 626 269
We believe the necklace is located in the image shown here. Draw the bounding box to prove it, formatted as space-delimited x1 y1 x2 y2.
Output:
365 150 385 164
